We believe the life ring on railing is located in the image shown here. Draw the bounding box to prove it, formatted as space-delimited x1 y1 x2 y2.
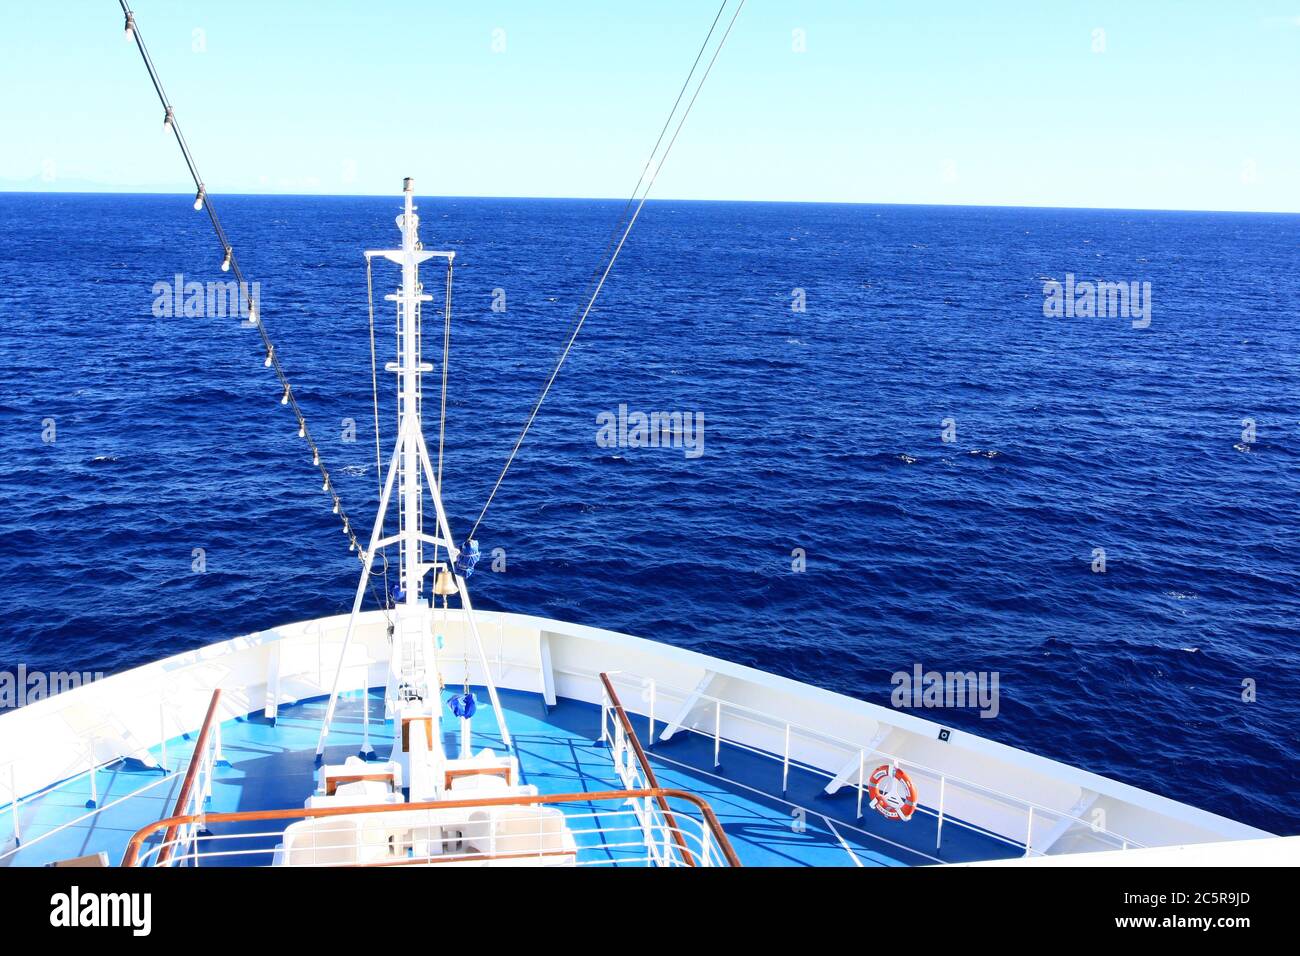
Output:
867 764 917 821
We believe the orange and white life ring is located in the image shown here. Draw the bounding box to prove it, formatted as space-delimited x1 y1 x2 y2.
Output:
867 764 917 821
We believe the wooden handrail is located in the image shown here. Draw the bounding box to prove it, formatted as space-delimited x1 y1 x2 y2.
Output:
122 787 741 867
155 688 222 866
600 672 698 867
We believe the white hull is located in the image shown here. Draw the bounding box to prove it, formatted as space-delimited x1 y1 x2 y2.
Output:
0 609 1271 865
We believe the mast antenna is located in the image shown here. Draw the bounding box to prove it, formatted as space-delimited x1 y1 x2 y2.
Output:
314 180 513 760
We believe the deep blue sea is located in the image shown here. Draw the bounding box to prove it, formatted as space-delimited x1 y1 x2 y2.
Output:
0 193 1296 833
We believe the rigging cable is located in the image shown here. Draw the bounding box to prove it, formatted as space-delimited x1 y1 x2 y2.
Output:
525 0 730 409
438 261 452 490
365 255 392 609
118 0 366 561
466 0 747 542
434 260 453 574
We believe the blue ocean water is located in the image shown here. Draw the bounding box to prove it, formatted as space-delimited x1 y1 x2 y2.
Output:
0 193 1296 833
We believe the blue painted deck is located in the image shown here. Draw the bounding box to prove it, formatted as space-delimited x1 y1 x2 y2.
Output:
1 687 1020 867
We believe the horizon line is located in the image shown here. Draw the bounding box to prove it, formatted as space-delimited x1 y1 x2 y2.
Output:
1 188 1298 217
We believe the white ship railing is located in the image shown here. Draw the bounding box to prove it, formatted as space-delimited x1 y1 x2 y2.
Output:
123 788 740 867
0 689 223 865
155 689 224 866
594 669 1147 858
598 672 718 866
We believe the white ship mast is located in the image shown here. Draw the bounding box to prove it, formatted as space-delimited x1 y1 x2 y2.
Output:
389 176 441 612
314 179 511 762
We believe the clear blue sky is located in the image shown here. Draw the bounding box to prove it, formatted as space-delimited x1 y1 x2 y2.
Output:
2 1 1298 211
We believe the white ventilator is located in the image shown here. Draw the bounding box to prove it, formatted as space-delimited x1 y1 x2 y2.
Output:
314 179 512 761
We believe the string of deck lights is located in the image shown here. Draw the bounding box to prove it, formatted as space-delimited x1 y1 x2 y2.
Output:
120 1 364 560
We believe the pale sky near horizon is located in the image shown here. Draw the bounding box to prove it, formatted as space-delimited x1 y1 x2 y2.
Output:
2 1 1298 212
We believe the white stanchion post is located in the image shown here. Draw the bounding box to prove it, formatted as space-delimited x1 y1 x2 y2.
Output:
213 716 226 767
8 765 19 844
600 684 609 744
713 700 721 767
360 682 374 759
782 723 791 794
86 744 98 809
936 776 946 851
648 679 656 745
159 702 168 773
856 750 865 818
641 795 655 866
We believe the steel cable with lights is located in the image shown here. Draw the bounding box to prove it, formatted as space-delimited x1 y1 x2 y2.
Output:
120 1 365 560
